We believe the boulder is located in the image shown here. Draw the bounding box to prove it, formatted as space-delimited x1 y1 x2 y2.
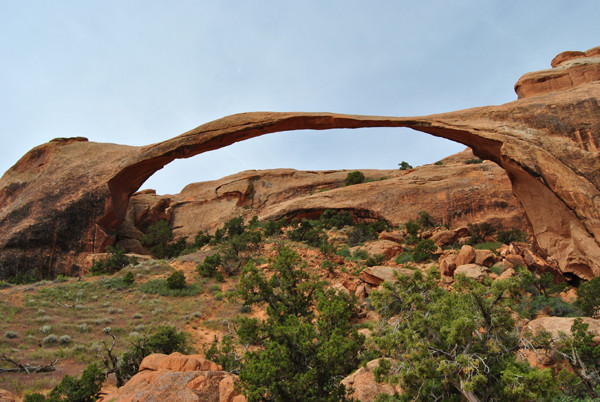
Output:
474 249 496 267
358 240 403 260
100 353 245 402
454 264 490 282
438 250 458 277
341 359 402 401
431 230 457 247
379 231 405 244
456 245 476 267
497 267 516 281
359 266 415 286
525 317 600 343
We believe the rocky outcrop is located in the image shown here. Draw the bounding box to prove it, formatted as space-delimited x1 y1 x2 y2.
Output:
515 46 600 99
1 47 600 280
120 148 524 249
341 359 402 401
99 353 245 402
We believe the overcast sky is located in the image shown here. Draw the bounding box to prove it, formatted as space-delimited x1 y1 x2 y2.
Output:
1 1 599 194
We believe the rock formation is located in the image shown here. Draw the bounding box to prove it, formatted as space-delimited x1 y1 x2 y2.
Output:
119 148 525 251
1 46 599 279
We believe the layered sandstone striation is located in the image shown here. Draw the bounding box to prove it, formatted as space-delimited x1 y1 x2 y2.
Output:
1 47 599 279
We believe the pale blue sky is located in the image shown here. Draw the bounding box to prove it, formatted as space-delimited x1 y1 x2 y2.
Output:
1 1 599 194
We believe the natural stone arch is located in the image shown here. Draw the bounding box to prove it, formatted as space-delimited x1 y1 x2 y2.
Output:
1 48 599 279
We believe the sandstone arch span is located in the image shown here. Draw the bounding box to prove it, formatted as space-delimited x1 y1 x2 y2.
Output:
1 47 599 279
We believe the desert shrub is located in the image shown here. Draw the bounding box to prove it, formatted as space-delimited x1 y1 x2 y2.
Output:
398 161 413 170
140 220 188 259
395 251 414 264
369 269 559 401
352 249 369 260
365 254 385 267
42 334 59 346
41 325 52 334
6 269 40 284
468 221 496 244
497 228 528 244
4 330 18 339
287 219 327 247
90 245 135 275
434 161 443 166
412 239 437 262
166 270 187 290
575 276 600 317
416 210 436 229
464 158 484 164
194 231 212 248
59 334 73 345
123 271 135 286
263 219 286 237
532 296 580 318
139 279 200 297
347 221 387 246
230 247 364 400
119 325 190 381
197 253 222 278
319 209 354 229
25 363 105 402
345 171 365 186
405 220 420 236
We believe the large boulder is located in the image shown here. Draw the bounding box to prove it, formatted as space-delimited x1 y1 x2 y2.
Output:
100 353 245 402
359 266 416 286
341 359 402 401
525 317 600 343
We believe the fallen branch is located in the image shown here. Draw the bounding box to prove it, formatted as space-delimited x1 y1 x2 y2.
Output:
0 354 57 374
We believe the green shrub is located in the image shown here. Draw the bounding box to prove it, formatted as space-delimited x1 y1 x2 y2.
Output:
497 228 528 244
6 269 40 284
287 219 326 247
319 209 354 229
398 161 413 170
25 363 105 402
42 334 59 346
140 220 187 259
468 222 496 244
395 252 414 264
197 253 222 278
123 271 135 286
4 330 18 339
119 325 190 381
59 334 73 345
263 219 286 237
575 276 600 317
464 158 484 164
352 249 369 260
194 231 212 248
347 221 387 246
528 296 581 318
434 161 443 166
345 171 365 186
139 279 201 297
412 239 437 262
416 211 436 229
405 220 420 236
365 254 385 267
91 245 135 275
167 270 187 290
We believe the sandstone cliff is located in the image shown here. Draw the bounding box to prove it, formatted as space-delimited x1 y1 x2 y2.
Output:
1 46 599 279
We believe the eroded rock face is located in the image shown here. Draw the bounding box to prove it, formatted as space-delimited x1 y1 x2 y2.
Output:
121 149 524 251
99 353 246 402
1 47 600 279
